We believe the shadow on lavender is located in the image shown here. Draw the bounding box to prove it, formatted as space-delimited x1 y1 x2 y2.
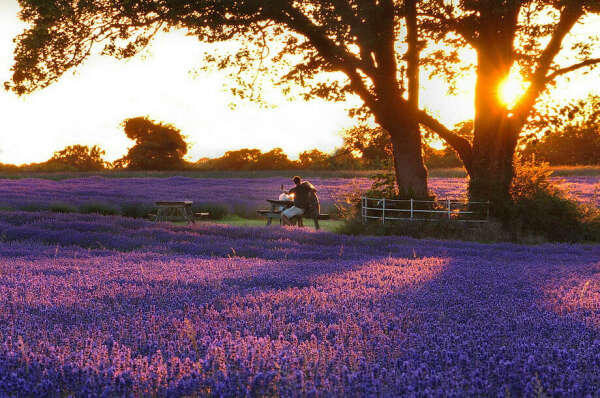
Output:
1 211 600 396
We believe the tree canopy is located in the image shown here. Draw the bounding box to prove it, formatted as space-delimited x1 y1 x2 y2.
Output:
523 94 600 165
46 144 107 171
115 116 188 170
6 0 600 208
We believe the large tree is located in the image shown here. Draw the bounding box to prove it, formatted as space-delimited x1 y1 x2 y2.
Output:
418 1 600 210
6 0 600 207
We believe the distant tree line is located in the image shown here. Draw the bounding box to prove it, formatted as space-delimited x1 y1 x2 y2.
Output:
3 98 600 173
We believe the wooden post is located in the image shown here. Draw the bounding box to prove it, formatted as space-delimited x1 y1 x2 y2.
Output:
410 198 414 220
382 198 386 224
447 199 451 219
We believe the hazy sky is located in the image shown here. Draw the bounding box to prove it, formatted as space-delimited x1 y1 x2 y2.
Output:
0 1 597 165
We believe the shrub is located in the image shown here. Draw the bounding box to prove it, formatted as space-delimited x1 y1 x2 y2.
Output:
507 157 600 242
337 217 508 242
191 203 228 220
17 202 49 212
230 201 256 219
79 201 119 216
120 202 154 219
49 201 78 213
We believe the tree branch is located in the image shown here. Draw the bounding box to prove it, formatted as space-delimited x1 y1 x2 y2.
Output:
513 4 584 126
545 57 600 82
272 4 379 110
416 110 474 174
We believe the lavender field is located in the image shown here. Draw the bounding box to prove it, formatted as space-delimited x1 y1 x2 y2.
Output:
1 176 599 217
1 210 600 396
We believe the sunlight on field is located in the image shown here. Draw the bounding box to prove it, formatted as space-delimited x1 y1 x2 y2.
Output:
1 210 600 395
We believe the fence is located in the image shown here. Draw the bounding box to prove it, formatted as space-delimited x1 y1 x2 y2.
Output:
361 197 490 224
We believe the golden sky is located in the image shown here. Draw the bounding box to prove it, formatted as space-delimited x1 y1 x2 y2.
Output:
0 1 597 165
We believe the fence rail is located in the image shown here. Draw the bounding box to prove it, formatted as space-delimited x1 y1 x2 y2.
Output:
361 197 490 224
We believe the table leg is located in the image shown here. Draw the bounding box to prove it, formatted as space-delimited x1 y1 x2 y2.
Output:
185 204 195 224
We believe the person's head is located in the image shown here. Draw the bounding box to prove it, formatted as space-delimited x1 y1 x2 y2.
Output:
292 176 301 185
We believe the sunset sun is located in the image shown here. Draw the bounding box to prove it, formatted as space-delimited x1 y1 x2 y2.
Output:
498 71 529 109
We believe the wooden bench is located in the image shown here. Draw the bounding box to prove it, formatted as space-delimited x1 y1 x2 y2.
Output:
257 208 329 229
256 209 282 225
295 213 329 230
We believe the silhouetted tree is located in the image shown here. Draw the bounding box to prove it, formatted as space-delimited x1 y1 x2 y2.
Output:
46 144 106 171
342 126 393 169
212 148 262 170
116 117 188 170
7 1 600 206
522 95 600 165
255 148 295 170
327 148 361 170
298 149 330 170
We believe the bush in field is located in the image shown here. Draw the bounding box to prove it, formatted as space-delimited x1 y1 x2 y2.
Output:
79 201 119 216
120 202 154 219
508 158 600 242
339 217 508 242
192 203 228 220
48 201 77 213
17 202 48 212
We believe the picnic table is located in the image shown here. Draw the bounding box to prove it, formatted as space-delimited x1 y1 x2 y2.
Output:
256 199 293 225
154 201 196 224
257 199 329 229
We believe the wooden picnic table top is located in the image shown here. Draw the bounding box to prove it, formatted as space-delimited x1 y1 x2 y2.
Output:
266 199 293 206
155 201 193 206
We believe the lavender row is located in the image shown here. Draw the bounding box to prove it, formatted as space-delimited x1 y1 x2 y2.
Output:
1 176 598 218
0 177 465 216
1 211 600 396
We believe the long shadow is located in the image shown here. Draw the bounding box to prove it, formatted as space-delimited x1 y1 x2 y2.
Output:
372 252 600 396
4 225 600 395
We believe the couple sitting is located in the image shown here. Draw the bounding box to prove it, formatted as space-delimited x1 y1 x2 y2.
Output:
281 176 320 228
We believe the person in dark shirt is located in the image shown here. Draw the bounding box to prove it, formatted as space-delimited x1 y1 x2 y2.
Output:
282 176 317 226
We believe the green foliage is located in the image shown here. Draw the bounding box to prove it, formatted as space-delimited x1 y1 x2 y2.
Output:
201 148 296 171
298 149 330 170
255 148 295 170
48 201 77 213
507 158 600 242
341 126 393 169
79 201 119 216
45 145 107 171
115 117 188 170
191 203 229 220
522 94 600 165
17 202 48 212
337 218 508 242
366 172 437 201
120 202 154 219
423 146 462 169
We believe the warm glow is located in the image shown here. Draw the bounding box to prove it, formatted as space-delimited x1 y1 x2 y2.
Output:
498 71 529 109
0 1 599 165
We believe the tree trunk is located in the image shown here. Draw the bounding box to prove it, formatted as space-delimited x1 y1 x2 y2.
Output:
388 120 429 199
468 38 518 217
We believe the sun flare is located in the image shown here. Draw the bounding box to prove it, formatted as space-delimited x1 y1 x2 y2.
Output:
498 71 529 109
